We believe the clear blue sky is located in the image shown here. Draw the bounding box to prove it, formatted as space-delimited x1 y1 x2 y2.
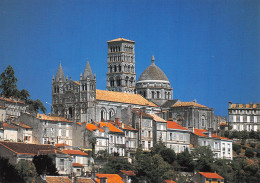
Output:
0 0 259 116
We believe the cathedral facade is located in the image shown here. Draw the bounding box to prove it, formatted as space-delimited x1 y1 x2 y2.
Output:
51 38 217 130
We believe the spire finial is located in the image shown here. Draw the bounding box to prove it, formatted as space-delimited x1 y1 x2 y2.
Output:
151 55 155 64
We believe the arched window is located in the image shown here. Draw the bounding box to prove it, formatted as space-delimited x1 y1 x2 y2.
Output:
152 91 155 99
128 65 130 72
201 115 206 127
69 107 73 118
125 77 129 87
101 109 106 121
114 65 117 72
110 66 112 73
116 77 121 86
143 91 146 98
109 109 115 120
157 91 160 99
119 65 121 72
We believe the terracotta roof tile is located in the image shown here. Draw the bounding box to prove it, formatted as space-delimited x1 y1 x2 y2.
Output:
109 122 137 131
99 122 123 133
55 143 70 147
149 113 167 122
12 122 32 129
172 102 208 108
63 149 88 156
167 121 188 131
77 177 95 183
199 172 224 179
120 170 136 176
164 180 176 183
3 123 18 130
72 163 84 167
132 108 154 118
96 90 157 107
107 38 135 43
0 97 25 104
192 129 231 140
74 81 80 85
96 174 124 183
0 141 62 155
37 114 72 123
45 176 72 183
86 124 104 132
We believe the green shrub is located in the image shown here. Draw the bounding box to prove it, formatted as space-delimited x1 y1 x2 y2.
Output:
245 149 254 158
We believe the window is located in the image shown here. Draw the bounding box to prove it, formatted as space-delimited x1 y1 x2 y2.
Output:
157 91 160 98
60 159 64 171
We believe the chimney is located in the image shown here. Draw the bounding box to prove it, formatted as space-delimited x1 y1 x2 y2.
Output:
168 118 173 121
193 99 197 103
188 126 194 133
115 118 120 126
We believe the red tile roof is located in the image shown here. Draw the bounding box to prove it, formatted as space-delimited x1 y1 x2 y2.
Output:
109 122 137 131
0 141 62 155
167 121 188 131
63 149 88 156
72 163 84 167
172 102 208 108
12 122 32 129
96 90 157 107
55 143 70 147
149 113 167 122
120 170 136 176
96 174 124 183
0 97 25 104
77 178 95 183
37 114 73 123
3 123 18 130
86 124 104 132
45 176 72 183
99 122 123 133
199 172 224 179
164 180 176 183
192 129 232 140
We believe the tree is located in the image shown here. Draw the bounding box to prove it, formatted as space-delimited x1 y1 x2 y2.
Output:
15 160 37 183
0 65 19 98
101 157 133 174
0 157 23 183
245 148 254 158
192 146 214 172
151 141 176 164
19 89 30 102
176 148 194 172
32 155 58 176
28 99 47 114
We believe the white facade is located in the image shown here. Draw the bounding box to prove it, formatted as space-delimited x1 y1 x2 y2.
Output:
228 102 260 131
220 139 233 160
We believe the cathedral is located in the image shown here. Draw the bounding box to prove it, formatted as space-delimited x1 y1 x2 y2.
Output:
52 38 218 130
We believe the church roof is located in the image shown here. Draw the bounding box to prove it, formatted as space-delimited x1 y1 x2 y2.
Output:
96 90 157 107
55 63 66 82
107 38 135 43
171 102 208 108
138 56 169 82
83 60 93 80
149 113 167 122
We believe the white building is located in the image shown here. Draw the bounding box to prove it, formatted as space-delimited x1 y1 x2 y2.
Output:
166 120 190 153
228 102 260 131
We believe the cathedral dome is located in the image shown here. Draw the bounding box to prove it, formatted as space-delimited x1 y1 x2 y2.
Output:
138 56 169 82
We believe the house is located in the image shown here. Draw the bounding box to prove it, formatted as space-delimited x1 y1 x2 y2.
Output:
150 113 167 144
99 122 125 156
44 176 72 183
12 121 33 143
86 123 108 154
18 113 73 145
228 102 260 131
3 122 18 141
119 170 136 183
0 141 72 175
192 172 224 183
0 96 27 119
109 118 138 155
96 174 124 183
62 149 94 176
132 108 154 151
166 120 190 153
190 128 232 159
